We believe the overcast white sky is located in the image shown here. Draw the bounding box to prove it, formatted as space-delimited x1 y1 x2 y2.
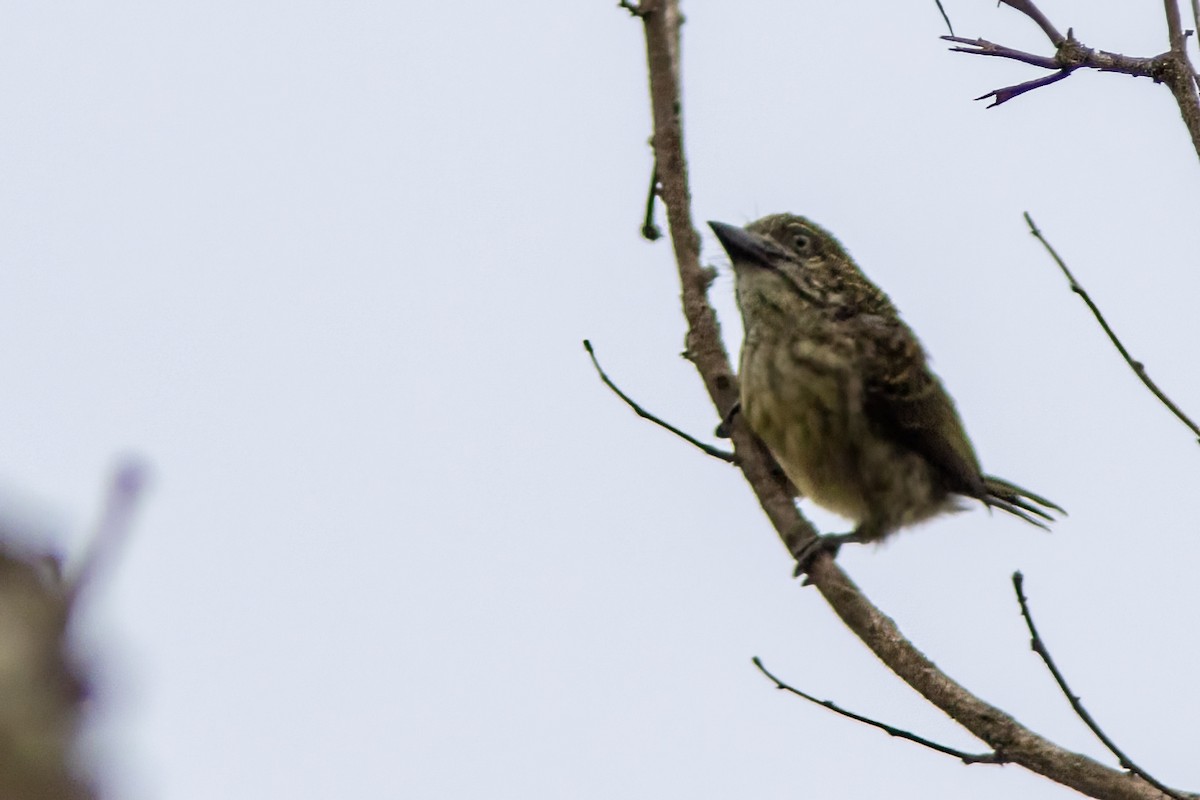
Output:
1 2 1198 798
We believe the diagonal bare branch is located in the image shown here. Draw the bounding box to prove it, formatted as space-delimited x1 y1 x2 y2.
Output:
754 657 1004 765
583 340 735 463
975 69 1073 107
1023 213 1200 444
1012 573 1194 800
1000 0 1065 45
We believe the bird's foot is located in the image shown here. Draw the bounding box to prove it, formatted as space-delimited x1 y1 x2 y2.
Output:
791 526 877 581
714 401 741 439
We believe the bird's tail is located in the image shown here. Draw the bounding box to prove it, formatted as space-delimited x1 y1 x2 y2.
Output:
981 475 1065 530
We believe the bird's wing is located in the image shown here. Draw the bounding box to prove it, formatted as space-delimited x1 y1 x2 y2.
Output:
851 314 987 498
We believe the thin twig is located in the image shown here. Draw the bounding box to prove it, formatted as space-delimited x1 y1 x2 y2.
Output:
583 340 735 463
753 657 1004 764
976 70 1073 106
67 458 149 606
1024 213 1200 443
617 0 645 17
1000 0 1065 46
1012 573 1190 800
943 36 1059 69
641 163 662 241
933 0 954 36
946 2 1200 160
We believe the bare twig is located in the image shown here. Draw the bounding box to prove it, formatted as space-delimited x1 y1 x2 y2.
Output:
753 657 1004 765
1012 573 1191 800
943 37 1059 69
943 30 1163 100
583 340 735 463
623 3 1184 798
933 0 955 37
946 2 1200 160
1023 213 1200 443
67 458 149 607
617 0 645 17
975 69 1073 107
641 163 662 241
1000 0 1065 45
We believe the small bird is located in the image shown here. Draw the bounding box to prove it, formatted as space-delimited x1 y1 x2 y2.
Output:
709 214 1061 564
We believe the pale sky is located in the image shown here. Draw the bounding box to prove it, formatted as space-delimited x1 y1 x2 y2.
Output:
1 2 1197 798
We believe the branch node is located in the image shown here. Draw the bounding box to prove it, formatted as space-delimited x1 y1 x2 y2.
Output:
617 0 646 18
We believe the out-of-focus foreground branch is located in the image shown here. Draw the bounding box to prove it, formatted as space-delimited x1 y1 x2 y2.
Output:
0 460 147 799
0 542 92 800
622 2 1188 798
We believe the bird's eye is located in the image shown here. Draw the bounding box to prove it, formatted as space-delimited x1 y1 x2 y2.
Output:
793 234 810 252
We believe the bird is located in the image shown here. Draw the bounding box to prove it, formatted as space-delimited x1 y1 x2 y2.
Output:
708 214 1062 566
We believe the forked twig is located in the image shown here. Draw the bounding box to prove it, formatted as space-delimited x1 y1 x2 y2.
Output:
584 340 735 463
1024 213 1200 444
944 0 1200 160
1012 573 1190 800
754 658 1004 765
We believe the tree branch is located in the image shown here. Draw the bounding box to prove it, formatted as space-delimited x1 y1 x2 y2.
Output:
640 163 662 241
1023 213 1200 444
753 657 1004 765
625 3 1189 798
933 0 955 37
583 339 735 463
633 0 814 560
946 1 1200 160
1001 0 1065 46
1012 573 1195 800
67 458 149 607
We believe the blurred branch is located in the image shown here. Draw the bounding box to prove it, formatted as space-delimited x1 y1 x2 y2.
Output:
0 460 151 798
753 657 1004 765
583 340 735 463
1012 573 1195 800
68 458 149 606
0 544 93 800
1023 213 1200 444
623 2 1190 799
945 0 1200 161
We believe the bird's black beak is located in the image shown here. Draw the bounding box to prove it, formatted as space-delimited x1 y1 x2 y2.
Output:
708 221 775 269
